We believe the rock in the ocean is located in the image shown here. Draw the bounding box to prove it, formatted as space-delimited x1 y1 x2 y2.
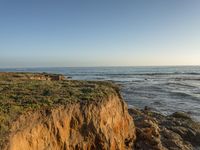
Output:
129 108 200 150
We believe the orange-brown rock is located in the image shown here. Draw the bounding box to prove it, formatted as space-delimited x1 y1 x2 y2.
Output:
129 108 200 150
5 95 135 150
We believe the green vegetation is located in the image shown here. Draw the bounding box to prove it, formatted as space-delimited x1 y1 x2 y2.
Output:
0 72 118 147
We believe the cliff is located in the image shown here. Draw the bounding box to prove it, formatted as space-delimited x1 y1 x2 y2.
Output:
1 72 200 150
0 73 136 150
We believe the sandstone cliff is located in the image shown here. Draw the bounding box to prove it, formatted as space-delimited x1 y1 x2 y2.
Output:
0 73 136 150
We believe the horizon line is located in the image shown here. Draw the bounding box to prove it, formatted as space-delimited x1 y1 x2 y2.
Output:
0 65 200 69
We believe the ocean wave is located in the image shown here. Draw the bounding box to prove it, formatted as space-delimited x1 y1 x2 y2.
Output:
169 91 200 101
164 82 197 88
66 72 200 77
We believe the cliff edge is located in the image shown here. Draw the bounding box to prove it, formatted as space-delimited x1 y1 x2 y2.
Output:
0 73 136 150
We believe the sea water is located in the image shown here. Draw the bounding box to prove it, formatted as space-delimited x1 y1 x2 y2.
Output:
1 66 200 121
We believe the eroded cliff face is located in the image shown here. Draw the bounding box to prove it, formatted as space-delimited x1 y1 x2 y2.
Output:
6 94 136 150
0 72 136 149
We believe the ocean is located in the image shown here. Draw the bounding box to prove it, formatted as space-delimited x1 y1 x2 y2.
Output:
1 66 200 121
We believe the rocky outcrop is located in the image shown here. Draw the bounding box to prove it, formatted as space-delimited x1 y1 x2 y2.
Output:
129 108 200 150
0 72 136 150
5 95 135 150
0 72 66 81
29 73 65 81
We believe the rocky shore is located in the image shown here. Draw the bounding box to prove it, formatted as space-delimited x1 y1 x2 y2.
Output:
0 72 200 150
129 108 200 150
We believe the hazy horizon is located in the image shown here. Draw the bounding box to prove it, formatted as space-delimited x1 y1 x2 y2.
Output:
1 65 200 69
1 0 200 68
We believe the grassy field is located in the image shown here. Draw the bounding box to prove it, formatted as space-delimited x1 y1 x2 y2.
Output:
0 72 119 147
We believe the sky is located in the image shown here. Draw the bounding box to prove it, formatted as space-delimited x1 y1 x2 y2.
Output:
0 0 200 68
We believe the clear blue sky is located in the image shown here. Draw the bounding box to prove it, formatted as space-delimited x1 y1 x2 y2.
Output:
0 0 200 67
